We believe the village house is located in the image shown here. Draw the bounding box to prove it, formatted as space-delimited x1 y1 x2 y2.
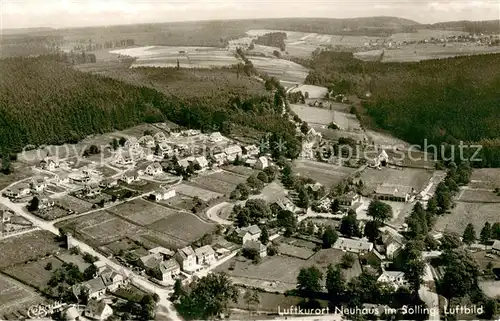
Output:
374 184 413 202
244 144 260 157
175 246 198 272
368 149 389 168
177 157 194 170
139 253 163 271
80 277 107 300
182 129 201 137
30 177 47 192
38 198 55 210
63 306 80 321
123 137 140 150
93 261 108 274
306 128 322 142
156 142 173 157
3 183 31 199
338 192 361 207
333 237 374 254
305 182 323 195
195 245 216 265
212 152 227 166
69 173 91 185
84 299 113 321
155 259 181 283
377 270 407 289
99 178 118 189
245 159 257 167
145 162 163 176
234 225 262 245
154 131 167 143
209 132 224 143
274 198 297 213
254 156 269 170
84 183 102 197
120 170 139 184
138 135 155 148
492 240 500 255
40 157 60 171
54 172 70 184
381 231 404 259
113 150 134 166
150 188 176 201
244 240 267 258
224 145 243 162
100 269 127 292
194 156 209 170
148 246 174 260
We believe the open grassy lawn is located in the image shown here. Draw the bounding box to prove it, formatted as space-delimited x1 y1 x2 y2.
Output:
107 198 180 226
469 168 500 190
0 274 44 319
210 171 247 185
161 194 197 212
56 252 91 272
360 167 434 194
3 256 64 290
249 181 287 203
147 211 215 243
290 104 334 126
293 159 357 187
175 183 224 202
191 175 237 196
0 230 62 269
223 165 259 177
434 202 500 235
457 189 500 203
217 248 361 291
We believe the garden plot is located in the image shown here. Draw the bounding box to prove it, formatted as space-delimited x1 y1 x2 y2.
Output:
191 176 237 196
80 216 143 245
175 183 224 202
107 199 179 226
222 165 258 177
210 171 247 185
130 231 189 250
468 168 500 190
52 194 94 213
457 189 500 203
0 230 62 269
4 256 64 289
147 211 215 243
0 274 44 317
293 159 357 187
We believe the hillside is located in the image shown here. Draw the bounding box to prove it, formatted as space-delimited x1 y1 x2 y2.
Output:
0 56 297 156
302 51 500 167
429 20 500 34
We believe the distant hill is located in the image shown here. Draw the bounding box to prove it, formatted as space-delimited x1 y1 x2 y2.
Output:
1 27 54 35
428 20 500 34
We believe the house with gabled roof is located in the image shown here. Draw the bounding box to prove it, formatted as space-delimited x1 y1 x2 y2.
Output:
381 231 404 259
209 132 224 143
333 237 373 254
155 259 181 283
234 225 262 245
254 156 268 170
194 156 209 170
374 184 413 202
492 240 500 255
138 135 155 148
84 299 113 320
195 245 216 265
338 191 361 207
80 277 107 299
3 183 31 199
120 170 139 184
150 188 176 201
40 157 59 171
30 177 47 192
145 162 163 176
154 131 167 143
377 270 406 289
113 149 134 166
212 152 227 166
225 145 243 162
148 246 174 260
100 269 126 292
174 246 198 272
244 144 260 157
244 240 267 258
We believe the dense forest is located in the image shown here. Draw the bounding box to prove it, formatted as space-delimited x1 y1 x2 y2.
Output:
302 51 500 167
253 32 287 51
428 20 500 34
0 56 298 158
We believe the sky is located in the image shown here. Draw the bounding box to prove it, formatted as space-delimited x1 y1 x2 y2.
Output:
1 0 499 29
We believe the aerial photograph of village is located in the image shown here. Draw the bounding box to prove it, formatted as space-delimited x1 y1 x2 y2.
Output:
1 1 500 321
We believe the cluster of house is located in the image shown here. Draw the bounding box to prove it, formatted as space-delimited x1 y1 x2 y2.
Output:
227 225 270 258
0 209 33 235
2 176 51 200
136 244 222 284
299 128 322 160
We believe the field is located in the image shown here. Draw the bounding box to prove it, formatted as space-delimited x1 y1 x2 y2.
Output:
290 104 360 131
434 202 500 235
56 252 91 271
0 274 44 319
0 230 62 269
387 29 468 42
249 56 309 84
293 159 357 187
130 230 189 250
249 181 287 203
107 199 180 226
4 256 64 289
223 165 259 177
147 211 215 243
216 248 361 292
288 85 328 99
52 194 94 213
468 168 500 190
278 243 315 259
355 43 500 62
457 189 500 203
359 167 434 194
191 173 242 196
175 183 224 202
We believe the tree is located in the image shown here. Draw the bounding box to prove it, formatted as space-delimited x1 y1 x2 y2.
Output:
322 226 338 248
367 200 392 223
483 299 498 320
243 289 260 314
363 220 380 243
330 199 340 213
300 122 309 135
247 175 264 191
400 241 425 296
83 264 98 281
260 226 269 245
297 266 323 295
172 279 184 301
325 264 345 300
480 222 491 244
110 138 119 150
140 294 156 320
462 223 476 246
45 262 53 270
277 210 297 230
440 232 462 250
176 273 239 320
256 171 269 184
340 253 355 269
492 222 500 240
263 166 278 181
118 137 127 147
340 212 360 238
28 196 40 212
297 187 310 208
1 154 12 174
440 249 480 299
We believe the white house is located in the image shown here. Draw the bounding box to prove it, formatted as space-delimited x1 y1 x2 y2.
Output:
175 246 198 272
212 152 227 166
235 225 262 244
492 240 500 255
54 172 70 184
30 177 47 192
225 145 243 162
381 231 404 259
375 184 413 202
244 144 260 157
40 157 59 171
38 198 55 210
194 156 209 170
306 128 322 141
338 192 361 207
209 132 224 143
157 259 181 283
84 299 113 321
3 184 31 199
145 162 163 176
148 246 175 260
195 245 216 265
100 269 126 292
377 271 406 289
84 183 102 197
156 142 173 157
120 170 139 184
154 132 167 143
244 240 267 258
138 135 155 148
113 150 134 166
254 156 268 170
124 137 140 150
333 237 373 254
80 278 107 300
150 188 176 201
